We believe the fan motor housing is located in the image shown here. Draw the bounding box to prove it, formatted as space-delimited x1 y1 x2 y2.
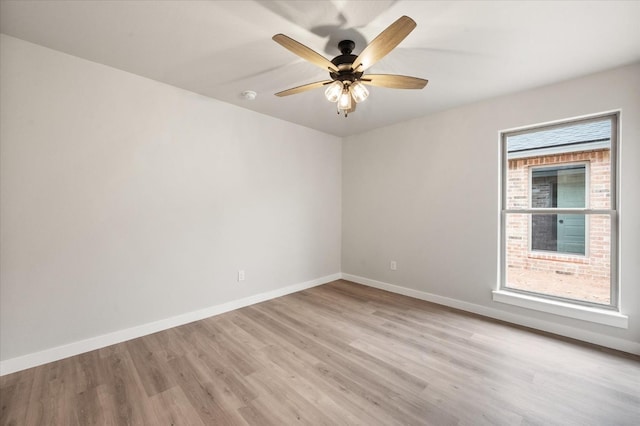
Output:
330 40 363 83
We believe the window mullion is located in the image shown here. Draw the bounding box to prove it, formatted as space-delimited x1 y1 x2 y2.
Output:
504 209 613 215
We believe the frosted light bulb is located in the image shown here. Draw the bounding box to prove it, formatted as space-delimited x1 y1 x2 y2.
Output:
351 81 369 103
338 89 352 110
324 81 343 102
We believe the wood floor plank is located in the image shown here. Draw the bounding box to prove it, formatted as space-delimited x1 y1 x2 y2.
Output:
182 339 257 410
237 402 279 426
101 349 160 425
268 293 430 394
243 369 337 425
125 337 176 397
166 355 246 425
1 279 639 425
148 385 206 426
20 365 49 426
258 344 373 425
246 302 458 425
230 314 398 425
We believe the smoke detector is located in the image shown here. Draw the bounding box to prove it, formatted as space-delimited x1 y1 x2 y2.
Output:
241 90 257 101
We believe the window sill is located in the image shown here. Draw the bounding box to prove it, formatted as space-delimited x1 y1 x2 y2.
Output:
492 290 628 328
527 252 589 264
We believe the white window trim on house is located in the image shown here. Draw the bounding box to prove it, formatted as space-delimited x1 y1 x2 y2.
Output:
527 161 591 258
495 111 627 329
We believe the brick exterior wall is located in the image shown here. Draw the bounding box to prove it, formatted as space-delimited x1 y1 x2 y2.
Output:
506 149 611 280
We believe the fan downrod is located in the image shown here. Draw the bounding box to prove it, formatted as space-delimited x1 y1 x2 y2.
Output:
338 40 355 55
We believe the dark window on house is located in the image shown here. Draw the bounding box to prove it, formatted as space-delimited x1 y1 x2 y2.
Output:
531 165 586 255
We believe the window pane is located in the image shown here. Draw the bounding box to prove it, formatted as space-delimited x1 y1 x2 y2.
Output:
505 213 611 305
531 213 558 252
532 165 586 208
531 213 586 255
506 119 611 209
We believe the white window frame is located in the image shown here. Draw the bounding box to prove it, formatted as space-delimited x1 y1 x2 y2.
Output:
494 112 627 329
527 162 590 258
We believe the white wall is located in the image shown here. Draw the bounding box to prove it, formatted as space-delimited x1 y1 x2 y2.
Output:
343 63 640 351
0 35 342 363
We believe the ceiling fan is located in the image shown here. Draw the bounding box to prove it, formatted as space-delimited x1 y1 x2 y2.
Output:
272 16 428 117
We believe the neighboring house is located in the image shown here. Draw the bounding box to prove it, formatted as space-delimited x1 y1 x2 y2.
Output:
505 120 611 280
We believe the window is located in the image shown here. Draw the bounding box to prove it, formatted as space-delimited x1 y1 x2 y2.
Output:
531 164 586 255
498 113 618 312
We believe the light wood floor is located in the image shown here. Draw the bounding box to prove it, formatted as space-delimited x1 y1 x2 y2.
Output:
1 280 639 425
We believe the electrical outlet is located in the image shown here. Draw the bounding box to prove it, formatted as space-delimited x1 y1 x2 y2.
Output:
238 270 245 281
390 261 397 271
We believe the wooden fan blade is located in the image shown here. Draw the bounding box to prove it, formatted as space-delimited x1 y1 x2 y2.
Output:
273 34 339 73
360 74 428 89
275 80 333 97
351 16 416 72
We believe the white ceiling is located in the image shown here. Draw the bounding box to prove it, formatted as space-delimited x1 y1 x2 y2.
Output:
2 1 639 137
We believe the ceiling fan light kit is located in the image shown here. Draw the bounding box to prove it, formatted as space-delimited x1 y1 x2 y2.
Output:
324 81 343 102
337 87 353 115
350 81 369 103
273 16 428 118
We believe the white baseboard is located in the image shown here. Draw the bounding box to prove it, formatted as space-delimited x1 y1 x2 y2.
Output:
0 273 341 376
341 273 640 355
3 271 636 376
